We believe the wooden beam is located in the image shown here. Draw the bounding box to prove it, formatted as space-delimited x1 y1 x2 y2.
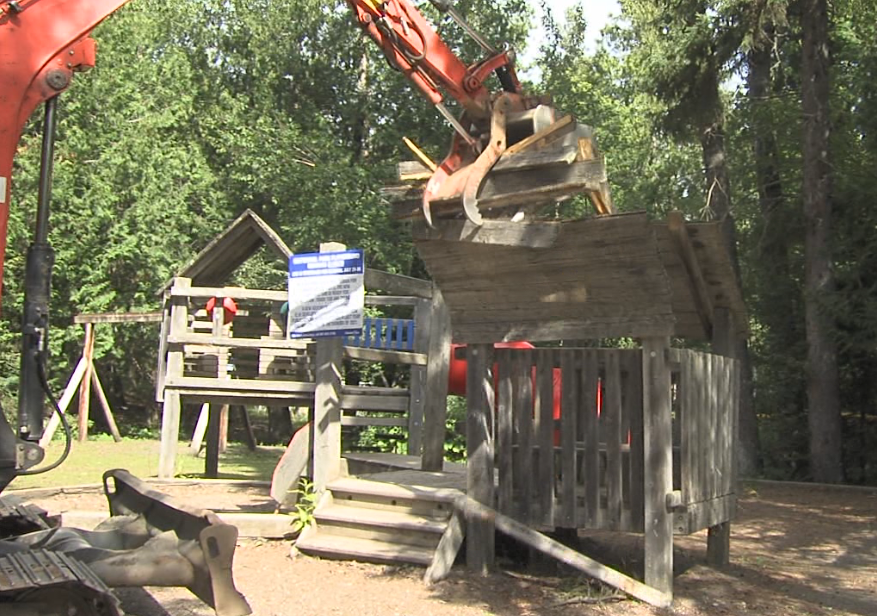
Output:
74 312 163 324
158 278 190 479
424 508 466 584
455 496 673 608
503 114 576 156
190 403 210 454
411 219 561 249
391 159 608 220
420 288 451 472
466 343 495 574
271 422 312 506
667 211 714 338
343 346 427 366
364 268 433 299
642 336 674 596
77 323 95 442
39 356 88 447
91 369 121 442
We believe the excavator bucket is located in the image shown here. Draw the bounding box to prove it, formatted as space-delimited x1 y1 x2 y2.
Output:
0 470 251 616
415 98 614 226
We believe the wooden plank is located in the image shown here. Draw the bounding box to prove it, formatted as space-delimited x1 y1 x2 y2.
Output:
341 395 409 412
170 333 316 351
364 295 421 307
536 349 556 526
582 349 600 527
238 405 257 451
681 351 696 505
559 350 577 528
677 494 737 535
343 346 427 366
491 146 578 173
158 278 190 479
364 268 433 299
513 350 534 523
626 350 644 532
205 403 221 479
170 286 287 302
74 311 163 324
313 242 346 492
455 497 672 608
77 324 95 442
424 508 466 585
421 288 451 471
707 353 717 501
605 351 624 530
466 343 495 574
407 298 430 457
270 422 311 506
340 416 407 427
667 212 714 338
496 349 514 517
91 369 121 442
165 376 316 394
692 352 706 504
642 337 674 595
155 298 171 403
502 115 576 156
190 403 210 454
393 159 609 220
39 357 87 447
411 219 561 249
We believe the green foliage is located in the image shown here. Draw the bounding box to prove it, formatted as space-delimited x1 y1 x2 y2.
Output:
444 396 467 462
289 478 319 535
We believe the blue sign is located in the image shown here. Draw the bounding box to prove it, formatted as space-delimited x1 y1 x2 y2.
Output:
288 249 365 339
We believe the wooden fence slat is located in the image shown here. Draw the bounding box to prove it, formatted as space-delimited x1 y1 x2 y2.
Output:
537 349 556 526
681 351 695 504
582 349 600 527
720 355 734 496
605 350 623 530
466 343 495 574
560 350 578 528
693 351 707 504
707 353 717 501
497 349 515 517
513 350 534 523
626 350 644 532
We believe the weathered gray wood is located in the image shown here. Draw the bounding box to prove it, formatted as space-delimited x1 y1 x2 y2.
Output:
170 286 287 301
491 146 578 173
405 298 427 459
497 350 514 517
363 295 422 306
424 508 466 584
343 346 427 365
91 369 121 442
190 403 210 454
340 416 408 427
605 351 623 529
393 159 608 219
625 350 645 532
74 311 163 324
420 287 451 471
78 323 95 442
466 343 495 574
560 351 577 528
680 351 696 505
536 349 556 526
455 496 672 608
411 219 561 249
165 376 317 394
677 494 737 534
364 268 433 299
155 297 171 404
205 403 221 479
693 352 707 504
642 337 674 596
271 422 311 506
312 242 346 492
513 350 533 523
667 212 714 338
158 278 190 479
341 395 409 412
582 349 600 527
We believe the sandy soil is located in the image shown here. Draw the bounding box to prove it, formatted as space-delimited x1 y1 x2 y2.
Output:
15 479 877 616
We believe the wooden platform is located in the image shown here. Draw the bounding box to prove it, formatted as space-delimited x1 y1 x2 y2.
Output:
344 453 467 491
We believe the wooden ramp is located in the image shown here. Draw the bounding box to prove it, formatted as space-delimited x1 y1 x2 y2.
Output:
294 478 462 567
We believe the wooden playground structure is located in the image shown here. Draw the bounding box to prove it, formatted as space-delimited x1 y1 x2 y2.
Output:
147 208 744 606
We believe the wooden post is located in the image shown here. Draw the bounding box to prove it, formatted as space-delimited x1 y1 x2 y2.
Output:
218 404 230 453
420 287 451 471
190 403 210 454
158 277 190 478
39 357 87 447
707 307 734 567
91 370 121 442
642 336 673 596
205 403 221 479
238 405 257 451
312 242 346 492
466 343 495 574
77 323 95 442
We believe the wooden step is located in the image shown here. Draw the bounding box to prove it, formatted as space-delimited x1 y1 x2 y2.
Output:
314 505 444 548
295 533 435 566
327 478 459 518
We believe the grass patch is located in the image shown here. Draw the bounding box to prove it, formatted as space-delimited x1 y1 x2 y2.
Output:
8 438 285 490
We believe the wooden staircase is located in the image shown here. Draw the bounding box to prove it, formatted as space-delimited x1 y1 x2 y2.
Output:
294 477 461 567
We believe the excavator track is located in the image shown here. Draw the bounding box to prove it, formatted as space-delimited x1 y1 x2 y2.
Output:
0 549 122 616
0 496 56 539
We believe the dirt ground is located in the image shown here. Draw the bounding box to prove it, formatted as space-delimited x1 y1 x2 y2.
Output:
17 479 877 616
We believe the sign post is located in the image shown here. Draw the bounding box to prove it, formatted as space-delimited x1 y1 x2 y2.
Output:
288 248 364 339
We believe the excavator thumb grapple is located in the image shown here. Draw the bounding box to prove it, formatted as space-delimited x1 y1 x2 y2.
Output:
0 470 251 616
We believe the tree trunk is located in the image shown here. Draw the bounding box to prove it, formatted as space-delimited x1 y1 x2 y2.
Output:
801 0 843 483
699 112 761 477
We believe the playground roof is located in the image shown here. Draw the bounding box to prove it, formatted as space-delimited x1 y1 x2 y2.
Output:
413 212 747 343
160 209 291 292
